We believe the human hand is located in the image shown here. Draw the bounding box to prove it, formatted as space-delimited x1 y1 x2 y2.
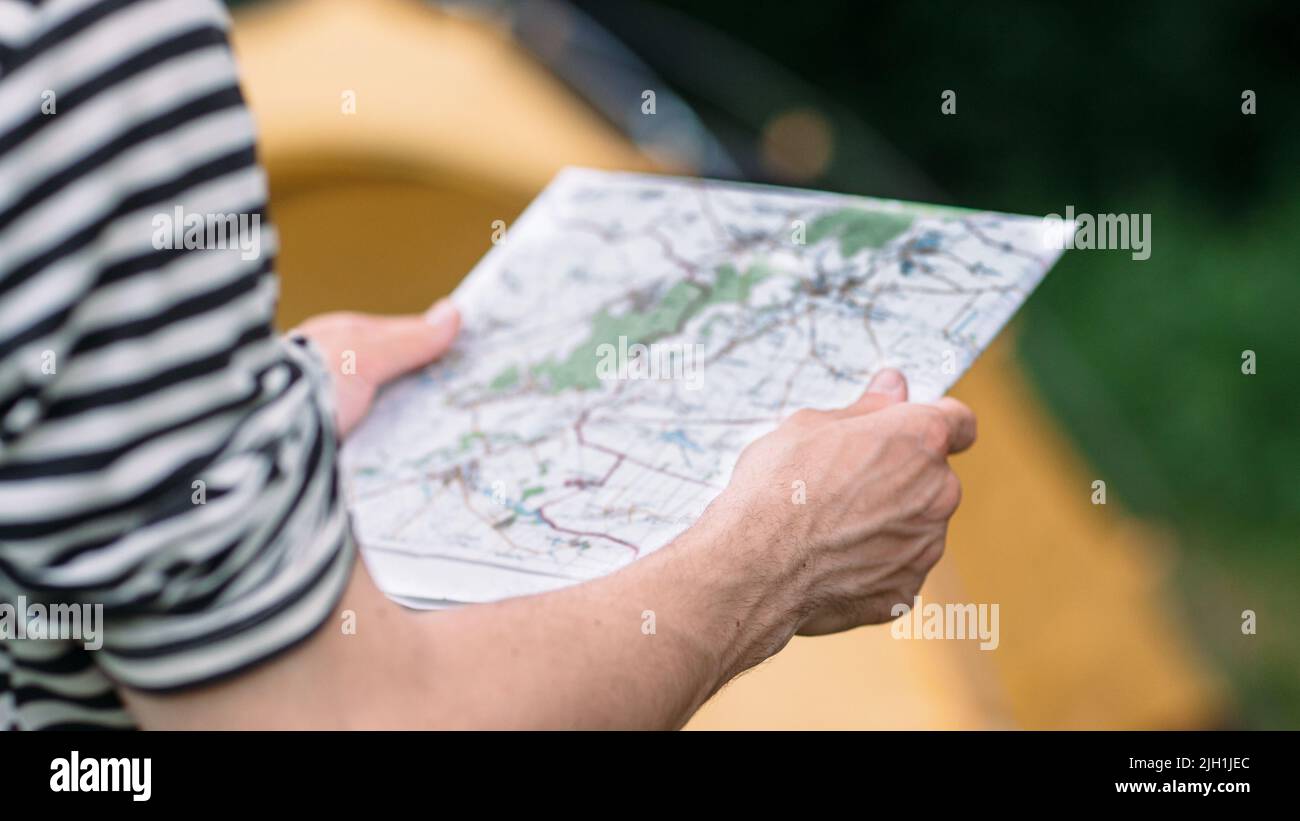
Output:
710 368 975 637
293 299 461 437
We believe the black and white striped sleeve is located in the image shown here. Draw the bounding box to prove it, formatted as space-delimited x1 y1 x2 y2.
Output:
0 0 355 716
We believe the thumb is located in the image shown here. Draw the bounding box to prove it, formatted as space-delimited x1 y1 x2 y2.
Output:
359 298 461 385
841 367 909 415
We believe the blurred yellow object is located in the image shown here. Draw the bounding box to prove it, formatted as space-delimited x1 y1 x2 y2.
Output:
232 0 1224 728
232 0 653 324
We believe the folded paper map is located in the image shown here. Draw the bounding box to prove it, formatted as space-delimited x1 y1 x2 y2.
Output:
341 169 1068 606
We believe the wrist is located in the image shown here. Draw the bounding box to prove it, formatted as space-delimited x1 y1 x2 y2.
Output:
666 494 807 681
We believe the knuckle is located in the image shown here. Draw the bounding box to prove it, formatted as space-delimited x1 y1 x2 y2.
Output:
922 415 950 454
901 407 947 455
931 471 963 519
920 535 946 570
943 472 963 514
909 530 945 567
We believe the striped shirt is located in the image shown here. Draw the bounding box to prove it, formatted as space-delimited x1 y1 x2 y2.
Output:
0 0 354 729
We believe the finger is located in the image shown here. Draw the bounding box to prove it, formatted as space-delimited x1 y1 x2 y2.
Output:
838 367 909 417
364 299 461 385
931 397 977 454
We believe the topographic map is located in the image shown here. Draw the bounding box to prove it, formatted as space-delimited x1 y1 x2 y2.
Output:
342 168 1067 605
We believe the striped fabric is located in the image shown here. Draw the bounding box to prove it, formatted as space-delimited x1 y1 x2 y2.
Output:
0 0 355 729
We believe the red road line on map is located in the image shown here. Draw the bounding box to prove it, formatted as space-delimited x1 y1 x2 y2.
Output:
574 409 719 490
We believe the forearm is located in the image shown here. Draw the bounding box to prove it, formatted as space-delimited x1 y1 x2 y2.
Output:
124 503 800 729
423 511 799 728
